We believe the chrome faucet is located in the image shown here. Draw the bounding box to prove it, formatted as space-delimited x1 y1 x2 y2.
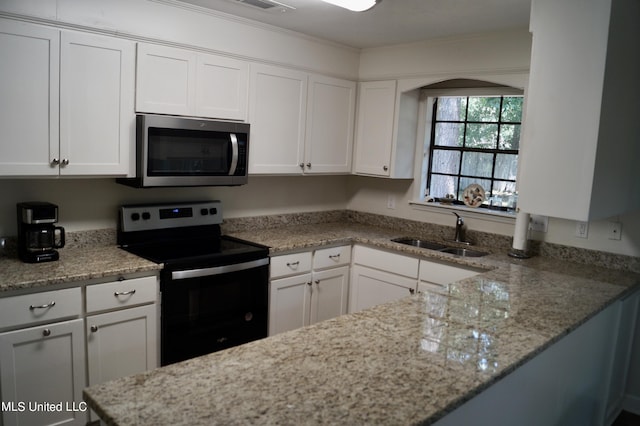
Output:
452 212 467 243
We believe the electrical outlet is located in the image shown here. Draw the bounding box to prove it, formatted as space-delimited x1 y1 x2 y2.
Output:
575 221 589 238
529 215 548 233
387 195 396 209
608 222 622 240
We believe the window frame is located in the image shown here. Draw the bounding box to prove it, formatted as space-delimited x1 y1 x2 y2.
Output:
414 87 524 217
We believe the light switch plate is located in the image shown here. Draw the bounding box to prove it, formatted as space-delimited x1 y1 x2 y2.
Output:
575 221 589 238
529 215 548 233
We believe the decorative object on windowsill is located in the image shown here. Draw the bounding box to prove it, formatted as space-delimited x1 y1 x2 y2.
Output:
439 194 456 205
462 183 485 208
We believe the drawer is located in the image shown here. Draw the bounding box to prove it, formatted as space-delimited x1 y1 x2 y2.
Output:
86 276 158 313
270 251 312 279
0 287 82 330
352 245 419 279
313 245 351 270
419 259 482 286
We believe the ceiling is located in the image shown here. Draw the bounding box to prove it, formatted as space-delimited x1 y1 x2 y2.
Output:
175 0 532 49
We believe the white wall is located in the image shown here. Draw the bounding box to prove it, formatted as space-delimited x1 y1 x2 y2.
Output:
0 176 350 235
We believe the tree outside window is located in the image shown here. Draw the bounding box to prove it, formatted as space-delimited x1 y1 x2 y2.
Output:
427 95 523 210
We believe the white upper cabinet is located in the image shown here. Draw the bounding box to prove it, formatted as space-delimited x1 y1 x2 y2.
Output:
0 19 59 176
354 80 395 177
0 19 135 177
60 31 135 176
353 80 418 178
517 0 640 221
304 75 356 174
136 43 196 116
196 53 248 120
136 43 248 121
248 63 308 174
249 64 356 175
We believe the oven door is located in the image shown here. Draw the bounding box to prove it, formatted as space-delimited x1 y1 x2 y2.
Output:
160 258 269 366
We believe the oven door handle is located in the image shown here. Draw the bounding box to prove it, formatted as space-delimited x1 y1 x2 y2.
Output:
171 258 268 280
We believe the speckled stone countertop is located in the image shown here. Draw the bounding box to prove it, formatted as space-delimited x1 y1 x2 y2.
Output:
83 221 640 426
0 230 160 294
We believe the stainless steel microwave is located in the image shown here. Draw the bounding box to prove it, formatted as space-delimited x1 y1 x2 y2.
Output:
117 114 249 188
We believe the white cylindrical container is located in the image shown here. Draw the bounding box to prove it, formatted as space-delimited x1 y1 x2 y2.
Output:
509 211 531 258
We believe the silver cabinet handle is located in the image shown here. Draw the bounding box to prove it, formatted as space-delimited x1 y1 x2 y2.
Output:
61 158 69 166
29 301 56 310
409 288 415 295
90 325 99 333
314 280 320 284
42 329 51 337
286 261 300 267
51 158 60 166
306 281 312 286
299 163 304 169
383 165 389 171
329 254 341 259
114 289 136 296
306 163 311 168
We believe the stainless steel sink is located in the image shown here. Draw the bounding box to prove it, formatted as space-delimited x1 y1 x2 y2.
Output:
391 238 448 251
391 237 488 257
439 247 488 257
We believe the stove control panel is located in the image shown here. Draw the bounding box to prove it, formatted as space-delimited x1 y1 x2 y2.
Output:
119 201 222 232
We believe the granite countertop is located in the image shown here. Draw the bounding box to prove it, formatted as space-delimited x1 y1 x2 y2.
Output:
83 222 640 426
0 244 161 294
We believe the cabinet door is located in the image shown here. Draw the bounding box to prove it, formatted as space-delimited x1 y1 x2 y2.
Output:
349 265 416 313
248 64 307 174
196 53 248 120
269 273 312 336
86 304 158 386
60 31 135 176
0 319 86 426
0 19 59 176
304 75 355 174
136 43 196 115
310 266 349 325
418 259 482 286
353 80 396 177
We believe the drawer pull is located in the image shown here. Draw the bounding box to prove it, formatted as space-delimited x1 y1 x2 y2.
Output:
29 301 56 310
286 261 300 268
42 328 51 337
114 289 136 297
329 254 341 259
90 325 99 333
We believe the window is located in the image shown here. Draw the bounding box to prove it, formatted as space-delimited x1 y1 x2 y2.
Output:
425 94 523 211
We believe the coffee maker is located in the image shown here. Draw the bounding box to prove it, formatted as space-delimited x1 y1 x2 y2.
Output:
17 202 65 263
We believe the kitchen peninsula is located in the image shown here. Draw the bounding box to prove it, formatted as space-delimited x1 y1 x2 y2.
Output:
82 221 640 426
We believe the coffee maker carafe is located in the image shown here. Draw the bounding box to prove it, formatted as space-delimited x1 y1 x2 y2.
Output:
17 202 65 263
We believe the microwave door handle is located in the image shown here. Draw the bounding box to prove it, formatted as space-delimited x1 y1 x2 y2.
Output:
228 133 239 175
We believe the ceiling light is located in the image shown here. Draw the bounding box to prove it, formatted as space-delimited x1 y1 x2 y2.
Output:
320 0 381 12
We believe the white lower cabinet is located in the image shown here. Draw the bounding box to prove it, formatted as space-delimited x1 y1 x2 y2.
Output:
349 245 419 313
269 246 350 335
349 265 417 313
0 274 159 426
86 304 157 386
0 319 86 426
418 259 483 295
